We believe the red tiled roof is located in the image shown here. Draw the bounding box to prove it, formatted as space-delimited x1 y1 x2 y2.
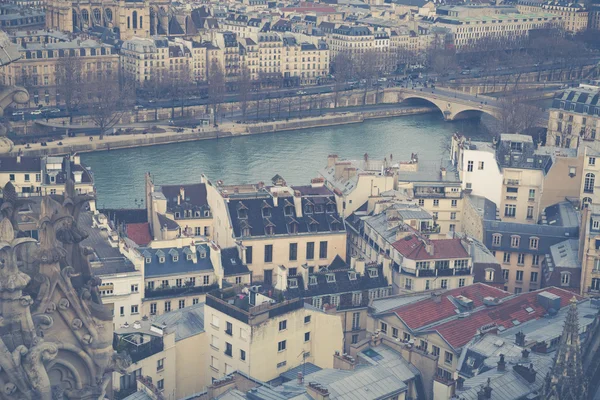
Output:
393 283 511 330
392 236 469 260
126 223 152 246
434 287 581 349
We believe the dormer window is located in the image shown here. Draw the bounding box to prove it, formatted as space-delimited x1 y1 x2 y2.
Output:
326 273 335 283
561 272 571 286
314 204 324 213
242 227 251 236
204 210 210 217
159 257 165 263
304 204 313 214
146 257 151 263
284 205 294 216
510 141 523 152
368 268 378 278
348 271 357 280
173 255 179 262
175 212 181 218
309 275 317 285
262 207 271 218
238 208 247 219
195 211 201 217
288 278 298 289
326 204 336 213
199 250 206 259
187 254 192 261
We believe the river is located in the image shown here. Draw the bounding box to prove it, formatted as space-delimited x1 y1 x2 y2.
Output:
81 113 489 209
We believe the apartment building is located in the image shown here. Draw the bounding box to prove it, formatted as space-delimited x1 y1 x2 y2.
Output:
579 204 600 297
205 290 343 382
517 0 588 33
0 38 118 108
0 5 44 31
547 84 600 150
0 154 94 196
368 285 578 390
321 23 374 57
484 201 579 294
434 10 563 51
210 176 347 286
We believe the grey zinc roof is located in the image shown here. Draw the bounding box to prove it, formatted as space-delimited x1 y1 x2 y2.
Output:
153 303 205 341
548 239 580 269
396 159 461 184
142 245 213 278
122 391 154 400
280 363 322 381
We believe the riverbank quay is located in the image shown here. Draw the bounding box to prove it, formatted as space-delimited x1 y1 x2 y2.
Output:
8 106 435 156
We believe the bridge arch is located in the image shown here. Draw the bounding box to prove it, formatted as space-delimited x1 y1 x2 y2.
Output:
399 92 498 121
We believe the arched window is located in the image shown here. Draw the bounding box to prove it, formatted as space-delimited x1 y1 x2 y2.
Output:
585 173 595 193
583 197 593 208
140 16 143 29
81 9 89 23
105 8 112 23
132 11 138 29
93 8 101 24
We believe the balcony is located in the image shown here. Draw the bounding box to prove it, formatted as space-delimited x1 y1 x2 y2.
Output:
417 268 437 277
505 179 520 186
144 283 219 300
454 268 472 276
437 268 455 277
114 335 164 364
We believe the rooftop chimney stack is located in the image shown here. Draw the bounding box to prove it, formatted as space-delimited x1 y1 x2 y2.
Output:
515 331 525 347
497 354 506 372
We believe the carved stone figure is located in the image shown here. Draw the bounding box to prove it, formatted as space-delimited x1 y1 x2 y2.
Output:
0 181 129 399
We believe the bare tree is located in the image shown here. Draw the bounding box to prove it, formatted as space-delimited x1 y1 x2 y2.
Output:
237 66 252 122
428 48 458 83
331 52 354 109
86 72 133 138
207 60 225 125
353 50 379 106
55 55 85 123
494 95 544 136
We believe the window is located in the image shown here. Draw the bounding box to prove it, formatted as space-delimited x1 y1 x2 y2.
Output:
128 304 139 315
527 206 534 220
211 356 218 370
485 269 495 282
352 312 360 330
277 361 287 368
467 161 473 172
351 334 359 344
504 204 516 217
368 268 379 278
516 270 523 282
532 254 540 266
24 174 29 182
445 351 453 365
418 199 425 206
179 300 185 309
226 322 233 336
585 173 595 193
380 322 388 334
590 157 596 166
157 379 164 391
305 332 311 342
193 298 199 305
211 335 219 349
450 212 456 220
319 241 328 259
225 342 233 357
511 236 520 248
264 245 273 263
459 278 466 287
164 301 171 312
279 320 287 331
304 315 311 324
203 275 210 285
176 279 182 287
492 234 502 246
531 272 538 282
240 350 246 361
390 327 398 338
306 242 314 260
561 272 570 286
432 346 440 357
517 253 525 265
451 199 457 208
9 174 14 181
403 332 411 341
433 199 440 207
35 173 41 182
150 303 157 315
515 287 522 294
503 269 509 280
278 340 287 352
478 161 484 170
157 358 164 371
246 246 253 264
530 237 539 250
592 278 600 291
289 243 297 261
441 279 448 289
120 306 124 316
131 284 139 293
503 253 511 263
528 189 536 200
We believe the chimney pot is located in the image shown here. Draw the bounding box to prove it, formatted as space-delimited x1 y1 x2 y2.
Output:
497 354 506 372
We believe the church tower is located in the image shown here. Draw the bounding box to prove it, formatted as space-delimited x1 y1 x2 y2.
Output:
543 297 588 400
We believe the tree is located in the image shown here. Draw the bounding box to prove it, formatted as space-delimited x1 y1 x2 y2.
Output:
86 72 133 138
55 55 85 122
165 65 191 119
207 60 225 125
494 95 544 137
237 66 252 122
353 50 379 106
331 52 354 109
428 48 458 83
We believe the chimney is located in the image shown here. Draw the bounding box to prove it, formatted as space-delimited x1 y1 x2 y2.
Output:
513 363 537 384
345 167 357 181
297 372 304 385
180 187 185 203
425 240 434 256
456 377 465 390
440 167 446 178
307 382 330 400
497 354 505 372
515 331 525 347
334 162 350 180
521 349 529 359
16 155 21 163
431 292 442 303
293 190 303 218
327 154 338 168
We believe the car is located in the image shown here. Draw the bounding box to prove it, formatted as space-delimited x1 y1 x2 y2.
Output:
30 110 43 115
296 90 307 95
148 99 156 103
460 71 471 75
134 105 145 110
11 111 24 116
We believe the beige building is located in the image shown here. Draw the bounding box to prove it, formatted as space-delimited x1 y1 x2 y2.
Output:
517 0 588 33
547 83 600 150
0 38 118 108
321 23 374 57
205 290 343 382
579 204 600 297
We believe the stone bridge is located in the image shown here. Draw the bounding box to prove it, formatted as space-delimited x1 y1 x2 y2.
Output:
397 88 501 121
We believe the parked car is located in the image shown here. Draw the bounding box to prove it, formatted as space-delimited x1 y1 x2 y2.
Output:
11 111 24 116
30 110 43 115
296 90 307 95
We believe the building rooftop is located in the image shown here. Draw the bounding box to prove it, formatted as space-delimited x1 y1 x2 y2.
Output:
141 245 213 278
153 303 205 342
392 236 469 260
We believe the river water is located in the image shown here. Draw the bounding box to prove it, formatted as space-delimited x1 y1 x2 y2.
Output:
82 113 489 209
